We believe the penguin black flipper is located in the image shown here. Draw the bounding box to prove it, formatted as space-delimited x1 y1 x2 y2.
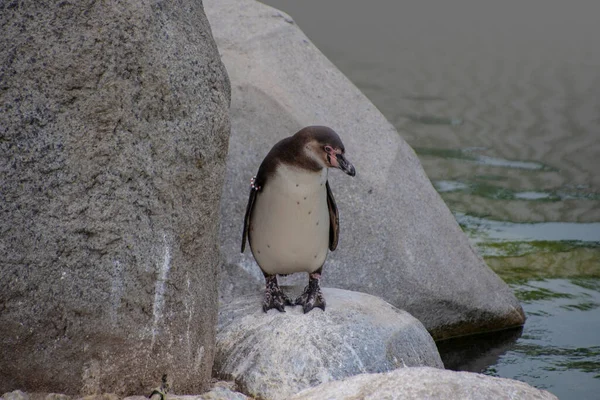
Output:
326 180 339 251
241 186 258 253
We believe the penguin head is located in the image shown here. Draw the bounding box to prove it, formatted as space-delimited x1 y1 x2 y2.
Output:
298 126 356 177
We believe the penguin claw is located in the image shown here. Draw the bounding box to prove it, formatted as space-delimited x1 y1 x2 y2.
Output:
262 275 293 312
262 291 292 312
295 283 326 313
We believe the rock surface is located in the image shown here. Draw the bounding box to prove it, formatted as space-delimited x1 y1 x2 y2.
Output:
204 0 525 340
290 366 558 400
214 287 443 400
1 382 249 400
0 392 74 400
0 392 28 400
0 0 229 395
126 386 250 400
1 387 249 400
165 387 250 400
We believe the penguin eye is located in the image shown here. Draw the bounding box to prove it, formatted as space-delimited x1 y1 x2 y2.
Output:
324 145 333 153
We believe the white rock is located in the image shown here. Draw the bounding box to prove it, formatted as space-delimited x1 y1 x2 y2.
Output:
214 288 443 400
290 367 558 400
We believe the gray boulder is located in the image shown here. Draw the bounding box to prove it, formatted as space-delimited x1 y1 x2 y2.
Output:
204 0 524 339
0 0 229 395
214 287 443 400
290 367 558 400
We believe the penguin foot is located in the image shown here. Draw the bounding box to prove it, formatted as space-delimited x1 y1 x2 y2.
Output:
263 275 292 312
295 272 326 313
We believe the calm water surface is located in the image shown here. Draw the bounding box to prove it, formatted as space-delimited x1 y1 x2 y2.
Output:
261 1 600 398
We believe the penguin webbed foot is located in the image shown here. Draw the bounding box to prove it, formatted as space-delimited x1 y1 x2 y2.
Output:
295 272 325 313
263 275 292 312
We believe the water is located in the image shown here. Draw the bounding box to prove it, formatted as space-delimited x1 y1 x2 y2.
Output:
456 213 600 244
487 279 600 400
261 1 600 398
438 278 600 400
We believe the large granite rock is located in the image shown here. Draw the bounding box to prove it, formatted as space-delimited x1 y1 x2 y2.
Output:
214 287 443 400
205 0 525 339
290 367 558 400
0 0 230 395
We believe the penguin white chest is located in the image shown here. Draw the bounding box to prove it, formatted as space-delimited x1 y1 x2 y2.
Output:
249 166 330 275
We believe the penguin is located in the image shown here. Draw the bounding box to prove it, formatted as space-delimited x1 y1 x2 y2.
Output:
241 126 356 313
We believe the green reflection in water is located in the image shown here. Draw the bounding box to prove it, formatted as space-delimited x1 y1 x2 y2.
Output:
415 147 478 161
401 95 447 102
456 213 600 250
513 344 600 359
561 301 600 312
414 146 556 171
513 285 574 302
434 180 600 202
509 343 600 377
483 241 600 257
484 243 600 280
570 278 600 291
475 174 509 181
403 113 464 126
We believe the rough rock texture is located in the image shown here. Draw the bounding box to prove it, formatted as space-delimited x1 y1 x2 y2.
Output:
75 396 118 400
290 367 558 400
0 0 230 395
204 0 525 340
214 287 443 400
165 388 250 400
0 392 72 400
124 385 250 400
1 387 249 400
190 387 250 400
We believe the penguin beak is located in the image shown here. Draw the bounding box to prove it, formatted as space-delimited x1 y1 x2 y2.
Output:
335 153 356 177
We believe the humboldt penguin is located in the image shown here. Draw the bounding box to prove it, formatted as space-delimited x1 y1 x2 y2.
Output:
241 126 356 313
